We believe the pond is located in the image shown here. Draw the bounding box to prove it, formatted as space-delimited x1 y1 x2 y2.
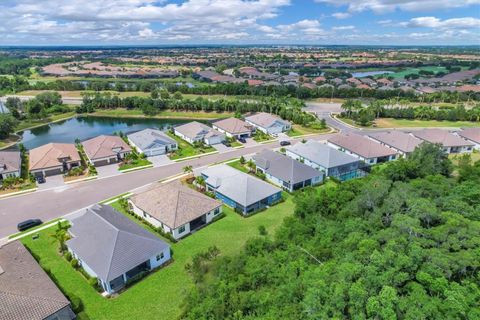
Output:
16 116 193 150
351 70 394 78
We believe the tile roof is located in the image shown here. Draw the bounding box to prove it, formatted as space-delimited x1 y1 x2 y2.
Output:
82 135 131 160
328 133 397 159
66 204 169 282
253 149 322 184
127 128 176 151
457 128 480 144
201 165 281 207
29 143 81 171
0 241 72 320
129 180 222 229
213 118 252 134
174 121 222 140
287 140 359 168
412 129 474 147
245 112 290 129
0 151 21 174
368 131 423 154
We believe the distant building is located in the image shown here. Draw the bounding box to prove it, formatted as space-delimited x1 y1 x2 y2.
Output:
411 129 474 154
245 112 291 135
174 121 225 145
456 128 480 150
127 128 177 156
368 131 423 157
82 135 132 166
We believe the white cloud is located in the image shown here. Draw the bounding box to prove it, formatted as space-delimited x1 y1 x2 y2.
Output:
401 17 480 29
332 25 355 31
332 12 351 19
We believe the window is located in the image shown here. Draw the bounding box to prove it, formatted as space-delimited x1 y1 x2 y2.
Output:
156 252 164 261
179 225 186 233
214 207 220 215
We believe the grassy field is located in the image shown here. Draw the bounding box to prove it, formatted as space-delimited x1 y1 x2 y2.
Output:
167 132 216 160
20 195 295 320
0 134 20 149
374 118 480 128
378 66 448 79
87 108 233 120
287 124 331 137
15 111 77 132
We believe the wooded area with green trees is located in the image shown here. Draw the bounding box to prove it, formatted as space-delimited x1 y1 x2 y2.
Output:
180 144 480 319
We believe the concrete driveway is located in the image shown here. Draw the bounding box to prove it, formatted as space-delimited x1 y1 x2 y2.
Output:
96 163 121 178
212 143 231 153
149 155 174 167
243 138 259 147
37 175 65 190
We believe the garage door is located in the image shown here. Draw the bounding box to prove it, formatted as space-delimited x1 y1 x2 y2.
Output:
147 149 165 157
44 168 63 177
93 159 110 167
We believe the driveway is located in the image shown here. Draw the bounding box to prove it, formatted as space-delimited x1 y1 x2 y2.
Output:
37 175 65 190
149 155 174 167
243 138 259 147
212 143 231 153
96 163 121 178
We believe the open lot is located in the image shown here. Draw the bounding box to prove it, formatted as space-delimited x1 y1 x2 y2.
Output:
20 194 295 320
87 108 233 120
374 118 480 128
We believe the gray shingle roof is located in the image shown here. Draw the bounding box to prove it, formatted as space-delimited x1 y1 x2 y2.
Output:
328 133 397 158
245 112 290 129
127 128 176 151
174 121 221 140
0 241 73 320
82 135 131 160
201 165 281 207
253 149 322 184
212 118 252 134
129 180 222 229
368 131 423 154
412 129 474 147
67 204 169 282
0 151 21 175
287 140 359 169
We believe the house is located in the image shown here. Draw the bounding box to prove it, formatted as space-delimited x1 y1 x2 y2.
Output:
212 117 253 139
456 128 480 150
29 143 81 177
328 133 398 164
0 241 75 320
127 128 177 156
286 140 363 181
0 151 21 181
411 129 474 154
128 180 223 240
82 135 132 166
200 164 282 215
174 121 225 145
66 204 171 294
245 112 291 135
253 149 323 192
368 131 423 156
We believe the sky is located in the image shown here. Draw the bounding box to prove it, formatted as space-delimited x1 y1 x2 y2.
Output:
0 0 479 45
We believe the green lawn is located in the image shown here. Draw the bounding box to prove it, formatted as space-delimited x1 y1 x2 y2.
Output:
375 118 480 128
376 66 448 79
167 132 216 160
252 131 275 143
227 159 250 173
286 124 330 137
21 196 295 320
87 108 233 120
0 134 20 149
118 158 152 171
15 111 77 132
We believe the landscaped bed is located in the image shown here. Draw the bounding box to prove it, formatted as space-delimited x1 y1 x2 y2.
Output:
167 132 216 160
20 194 295 320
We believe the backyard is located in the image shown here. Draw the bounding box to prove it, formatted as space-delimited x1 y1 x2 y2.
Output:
20 194 295 320
166 132 216 160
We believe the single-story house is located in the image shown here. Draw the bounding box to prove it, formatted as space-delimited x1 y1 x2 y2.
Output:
174 121 225 145
286 140 363 181
29 143 81 177
245 112 291 135
0 241 75 320
128 180 223 240
212 118 253 139
200 164 282 215
0 151 21 181
66 204 171 294
455 128 480 150
82 135 132 166
368 131 423 157
328 133 398 165
253 149 324 192
127 128 177 156
411 129 474 154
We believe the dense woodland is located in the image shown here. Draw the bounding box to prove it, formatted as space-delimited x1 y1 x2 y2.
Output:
181 144 480 319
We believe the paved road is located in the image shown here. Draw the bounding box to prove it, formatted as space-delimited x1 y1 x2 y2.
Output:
0 134 337 239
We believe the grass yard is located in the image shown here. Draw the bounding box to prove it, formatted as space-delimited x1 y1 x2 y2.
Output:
374 118 480 128
20 195 295 320
0 180 36 197
87 108 233 120
287 124 331 137
227 159 251 174
449 150 480 166
167 132 216 160
118 158 152 171
0 134 20 149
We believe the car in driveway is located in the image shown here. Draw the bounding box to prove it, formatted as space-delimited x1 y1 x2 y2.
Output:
35 175 46 184
280 141 291 146
238 137 247 143
17 219 43 231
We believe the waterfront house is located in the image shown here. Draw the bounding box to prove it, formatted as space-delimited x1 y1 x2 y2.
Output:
245 112 291 135
82 135 132 166
29 143 81 177
127 128 177 156
212 117 253 139
0 151 21 181
174 121 225 145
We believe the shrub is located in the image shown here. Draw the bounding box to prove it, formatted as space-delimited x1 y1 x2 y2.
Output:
64 251 72 261
88 277 102 292
71 258 79 269
239 156 246 164
258 225 268 236
69 294 84 313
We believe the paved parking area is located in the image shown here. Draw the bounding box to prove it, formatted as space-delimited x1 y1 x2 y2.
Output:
243 138 259 147
149 155 174 167
212 143 231 153
276 132 291 141
37 175 65 190
96 163 121 178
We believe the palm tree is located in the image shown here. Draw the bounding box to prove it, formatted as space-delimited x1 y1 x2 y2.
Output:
183 165 193 174
50 221 69 253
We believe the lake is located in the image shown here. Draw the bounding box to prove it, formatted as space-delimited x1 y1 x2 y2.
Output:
351 70 394 78
17 116 193 150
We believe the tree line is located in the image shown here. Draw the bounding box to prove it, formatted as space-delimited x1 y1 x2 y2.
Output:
180 144 480 319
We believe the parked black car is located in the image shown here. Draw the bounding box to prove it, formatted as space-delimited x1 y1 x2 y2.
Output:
238 137 247 143
222 140 231 147
35 175 46 184
280 141 291 146
17 219 43 232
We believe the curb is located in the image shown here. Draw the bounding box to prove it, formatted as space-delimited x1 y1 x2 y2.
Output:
172 150 219 162
119 164 154 173
8 218 67 242
64 175 98 185
0 187 38 199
